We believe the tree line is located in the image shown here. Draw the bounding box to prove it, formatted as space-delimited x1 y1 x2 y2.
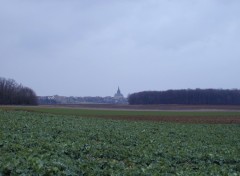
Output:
0 77 38 105
128 89 240 105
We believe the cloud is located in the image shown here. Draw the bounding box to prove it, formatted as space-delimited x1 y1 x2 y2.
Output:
1 0 240 96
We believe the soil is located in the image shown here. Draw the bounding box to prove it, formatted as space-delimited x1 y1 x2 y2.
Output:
41 104 240 111
39 104 240 124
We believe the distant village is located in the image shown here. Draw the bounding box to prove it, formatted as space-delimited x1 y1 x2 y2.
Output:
38 87 128 104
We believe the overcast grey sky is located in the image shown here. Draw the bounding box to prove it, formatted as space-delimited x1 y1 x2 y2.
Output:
1 0 240 97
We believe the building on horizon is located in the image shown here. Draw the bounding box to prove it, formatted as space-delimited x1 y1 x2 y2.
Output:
38 87 128 104
114 87 124 99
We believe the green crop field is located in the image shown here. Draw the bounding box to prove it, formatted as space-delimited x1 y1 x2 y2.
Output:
0 108 240 175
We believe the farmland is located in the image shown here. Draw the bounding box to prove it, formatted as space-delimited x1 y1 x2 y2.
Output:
0 106 240 175
2 105 240 124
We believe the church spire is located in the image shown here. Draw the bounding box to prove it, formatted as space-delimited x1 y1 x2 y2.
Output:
114 86 124 99
117 86 121 94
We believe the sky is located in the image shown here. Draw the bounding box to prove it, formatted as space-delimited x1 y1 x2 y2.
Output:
1 0 240 97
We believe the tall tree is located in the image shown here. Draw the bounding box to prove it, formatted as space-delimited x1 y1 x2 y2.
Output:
128 89 240 105
0 77 38 105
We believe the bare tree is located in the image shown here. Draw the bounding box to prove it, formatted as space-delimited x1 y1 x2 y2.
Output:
0 77 38 105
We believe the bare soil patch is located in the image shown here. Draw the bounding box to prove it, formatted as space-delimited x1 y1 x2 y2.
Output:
41 104 240 111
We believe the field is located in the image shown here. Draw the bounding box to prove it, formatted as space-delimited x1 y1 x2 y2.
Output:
1 106 240 175
2 105 240 124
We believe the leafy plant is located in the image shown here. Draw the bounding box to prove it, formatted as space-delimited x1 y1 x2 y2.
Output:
0 110 240 175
